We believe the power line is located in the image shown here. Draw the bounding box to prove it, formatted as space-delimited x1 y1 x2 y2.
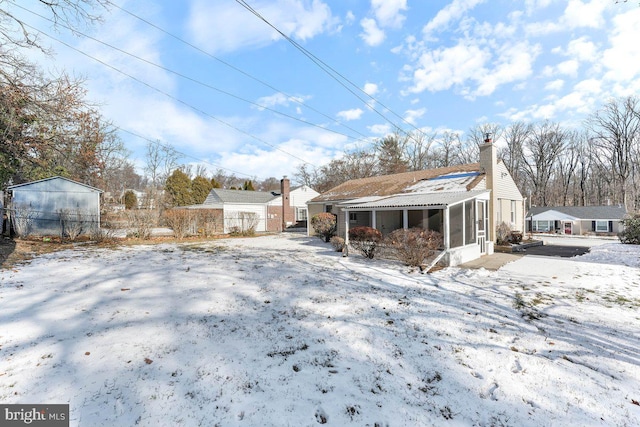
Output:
18 21 316 168
235 0 428 139
15 1 367 144
103 0 371 141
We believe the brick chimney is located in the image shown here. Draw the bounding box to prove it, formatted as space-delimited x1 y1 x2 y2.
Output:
280 176 291 231
479 134 498 243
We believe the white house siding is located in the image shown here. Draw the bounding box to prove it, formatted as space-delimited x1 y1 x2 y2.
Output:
494 162 524 231
223 204 268 233
9 177 101 236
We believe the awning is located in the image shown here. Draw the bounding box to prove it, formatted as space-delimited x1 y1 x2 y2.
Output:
339 190 489 210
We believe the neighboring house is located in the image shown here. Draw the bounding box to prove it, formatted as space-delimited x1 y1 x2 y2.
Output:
5 176 102 237
307 138 525 266
195 177 319 233
526 205 627 236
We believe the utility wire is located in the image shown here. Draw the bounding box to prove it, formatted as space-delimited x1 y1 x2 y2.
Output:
14 3 366 145
103 0 371 141
19 21 316 167
235 0 428 139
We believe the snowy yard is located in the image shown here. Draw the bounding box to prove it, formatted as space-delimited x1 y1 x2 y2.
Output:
1 234 639 426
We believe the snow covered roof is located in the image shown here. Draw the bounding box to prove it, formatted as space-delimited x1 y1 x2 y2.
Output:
310 163 482 203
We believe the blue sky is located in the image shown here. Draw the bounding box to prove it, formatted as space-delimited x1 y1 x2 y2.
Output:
16 0 640 182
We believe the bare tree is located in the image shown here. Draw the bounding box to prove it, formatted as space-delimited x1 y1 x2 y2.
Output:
403 129 438 171
500 122 530 191
587 96 640 209
522 121 567 206
144 141 180 189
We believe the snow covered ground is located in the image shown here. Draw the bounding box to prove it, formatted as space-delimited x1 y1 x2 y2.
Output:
1 234 639 426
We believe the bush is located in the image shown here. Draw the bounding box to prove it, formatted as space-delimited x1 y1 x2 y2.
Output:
496 221 512 245
123 190 138 210
510 231 523 244
164 209 193 239
226 212 258 236
619 214 640 244
385 228 443 267
348 226 382 259
125 210 158 240
310 212 337 242
330 236 345 252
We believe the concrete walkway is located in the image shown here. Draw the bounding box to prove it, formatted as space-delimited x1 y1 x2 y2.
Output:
459 252 524 271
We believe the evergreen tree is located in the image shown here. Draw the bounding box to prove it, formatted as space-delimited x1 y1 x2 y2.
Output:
192 175 213 204
165 169 192 206
243 180 255 191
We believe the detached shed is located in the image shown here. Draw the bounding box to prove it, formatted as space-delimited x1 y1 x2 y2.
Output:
6 176 102 237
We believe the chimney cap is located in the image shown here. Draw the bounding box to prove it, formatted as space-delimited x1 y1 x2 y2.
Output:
483 132 492 144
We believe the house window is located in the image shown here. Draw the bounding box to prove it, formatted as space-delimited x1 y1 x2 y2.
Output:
349 212 357 222
595 220 608 232
510 200 516 224
297 207 308 221
534 220 551 232
464 200 475 245
325 205 333 213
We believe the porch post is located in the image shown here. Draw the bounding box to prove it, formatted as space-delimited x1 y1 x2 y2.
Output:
403 209 408 229
372 209 377 229
344 209 350 246
444 206 450 250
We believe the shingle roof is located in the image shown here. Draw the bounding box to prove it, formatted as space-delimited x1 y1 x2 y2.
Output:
341 190 489 209
527 205 627 220
309 163 482 203
203 188 278 205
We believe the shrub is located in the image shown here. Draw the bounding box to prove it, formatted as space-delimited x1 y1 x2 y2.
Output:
310 212 337 242
58 208 86 241
125 210 158 240
385 228 443 267
123 190 138 210
164 209 193 239
619 214 640 244
496 221 512 245
510 231 523 244
330 236 345 252
348 226 382 259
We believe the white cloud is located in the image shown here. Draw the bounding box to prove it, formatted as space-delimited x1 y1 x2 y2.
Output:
473 41 540 97
408 40 489 93
336 108 364 121
566 37 598 62
525 0 608 35
404 108 426 126
360 17 385 46
363 82 379 95
423 0 485 37
187 0 337 54
557 59 580 76
369 123 391 135
370 0 407 28
345 10 356 25
545 79 565 91
602 8 640 83
562 0 607 30
255 93 306 109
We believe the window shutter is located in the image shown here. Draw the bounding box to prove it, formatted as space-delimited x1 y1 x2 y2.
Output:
591 220 596 231
609 221 613 232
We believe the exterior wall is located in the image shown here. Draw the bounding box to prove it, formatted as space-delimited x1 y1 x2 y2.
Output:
445 244 482 266
10 178 101 236
266 206 282 232
222 204 267 233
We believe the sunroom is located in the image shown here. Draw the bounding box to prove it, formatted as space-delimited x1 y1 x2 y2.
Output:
339 189 492 266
